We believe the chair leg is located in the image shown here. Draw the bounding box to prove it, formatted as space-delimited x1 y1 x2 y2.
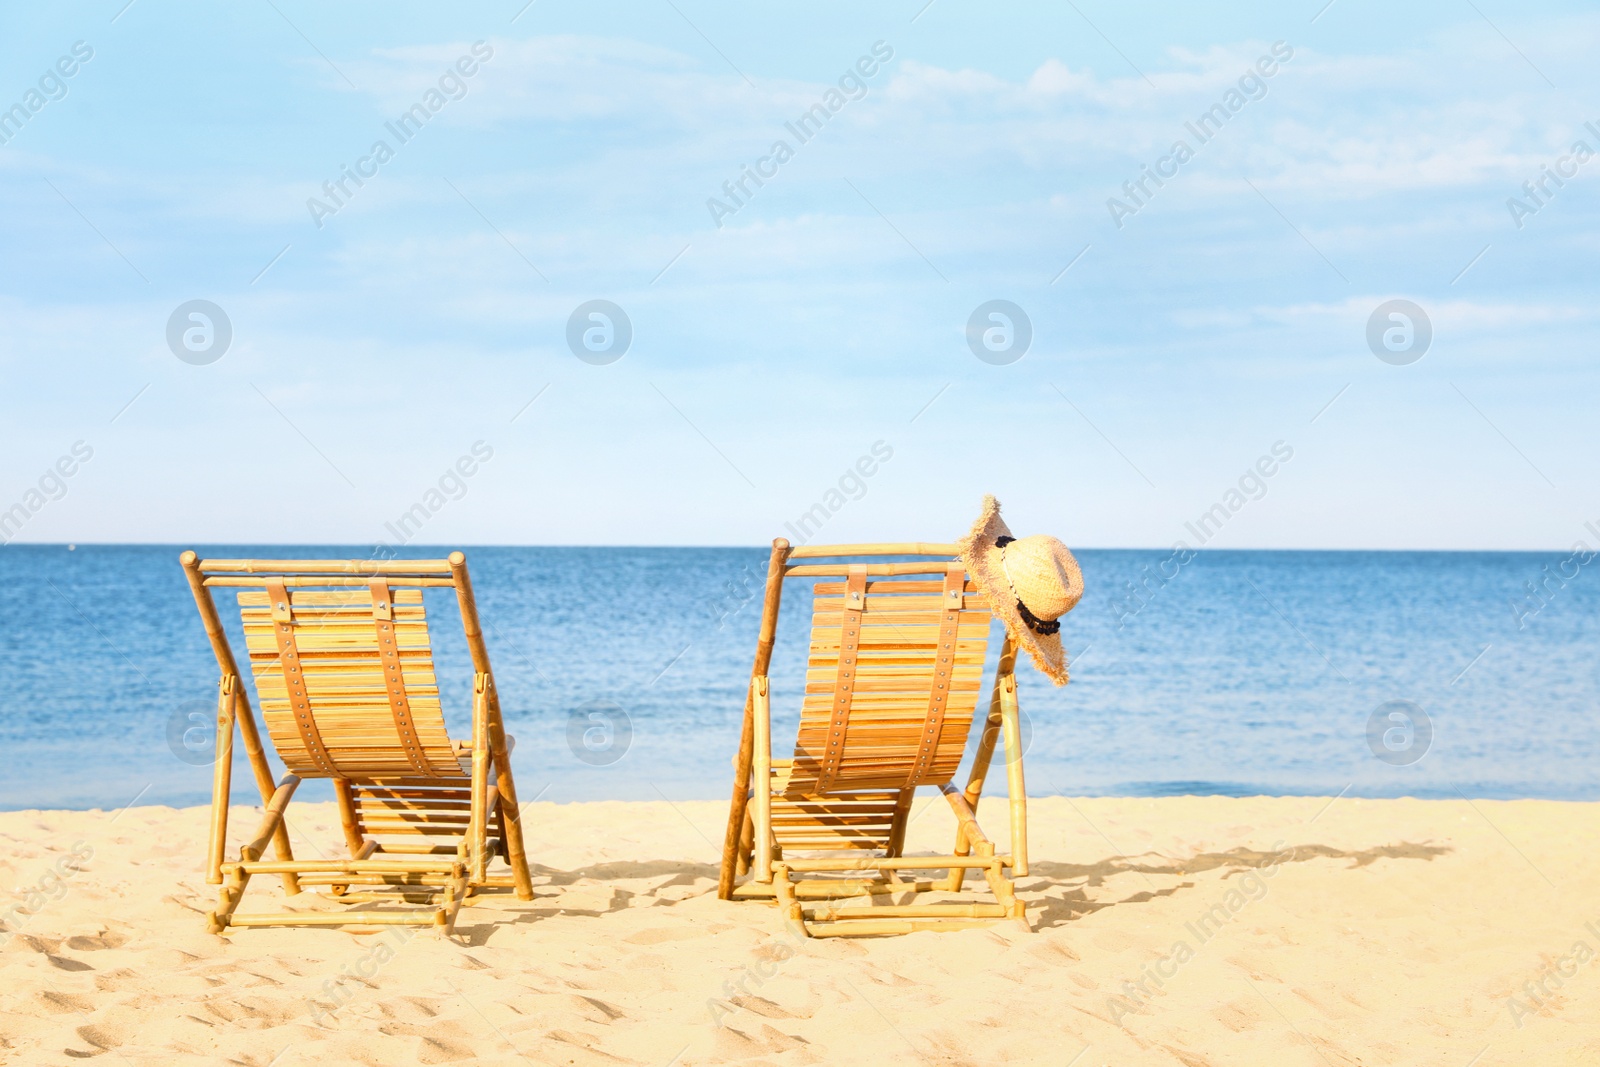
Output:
330 778 366 896
981 859 1029 932
469 680 493 887
490 787 509 862
944 793 980 891
466 785 503 899
206 675 237 886
436 862 468 938
998 672 1029 877
886 787 915 857
332 780 365 854
473 741 533 900
208 866 247 934
736 803 754 876
750 677 774 883
945 835 970 892
980 855 1013 907
772 864 807 935
208 774 299 933
483 705 535 901
884 787 915 885
497 791 535 901
934 790 972 895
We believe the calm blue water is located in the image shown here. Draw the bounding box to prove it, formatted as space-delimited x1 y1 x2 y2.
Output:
1 545 1595 810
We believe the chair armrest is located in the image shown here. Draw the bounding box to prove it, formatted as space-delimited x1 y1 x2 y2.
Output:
453 735 516 757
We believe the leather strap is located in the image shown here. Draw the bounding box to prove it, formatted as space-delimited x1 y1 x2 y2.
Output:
816 565 867 794
370 581 434 776
909 564 966 785
265 577 336 776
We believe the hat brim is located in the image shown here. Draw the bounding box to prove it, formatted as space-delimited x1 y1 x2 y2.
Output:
956 495 1071 686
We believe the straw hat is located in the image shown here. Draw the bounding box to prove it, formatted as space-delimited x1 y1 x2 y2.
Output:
956 495 1083 686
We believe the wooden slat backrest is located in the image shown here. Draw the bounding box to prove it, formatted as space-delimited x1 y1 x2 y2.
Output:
784 572 992 795
237 586 464 779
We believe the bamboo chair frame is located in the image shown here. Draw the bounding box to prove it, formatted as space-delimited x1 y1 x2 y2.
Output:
717 540 1031 937
180 551 533 936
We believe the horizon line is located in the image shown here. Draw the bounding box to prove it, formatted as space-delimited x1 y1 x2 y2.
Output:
0 540 1584 555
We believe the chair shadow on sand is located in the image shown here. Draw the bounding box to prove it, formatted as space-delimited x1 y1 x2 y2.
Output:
1022 841 1454 930
449 841 1452 943
450 860 723 944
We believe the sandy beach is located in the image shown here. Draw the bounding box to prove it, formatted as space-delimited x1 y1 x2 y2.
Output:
1 794 1596 1066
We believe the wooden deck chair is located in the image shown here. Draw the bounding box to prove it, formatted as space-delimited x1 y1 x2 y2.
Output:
717 540 1031 937
179 552 534 936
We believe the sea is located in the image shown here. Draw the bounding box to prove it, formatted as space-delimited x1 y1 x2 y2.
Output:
1 544 1595 811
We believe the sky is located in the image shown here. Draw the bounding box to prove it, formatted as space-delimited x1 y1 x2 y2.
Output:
1 0 1597 550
